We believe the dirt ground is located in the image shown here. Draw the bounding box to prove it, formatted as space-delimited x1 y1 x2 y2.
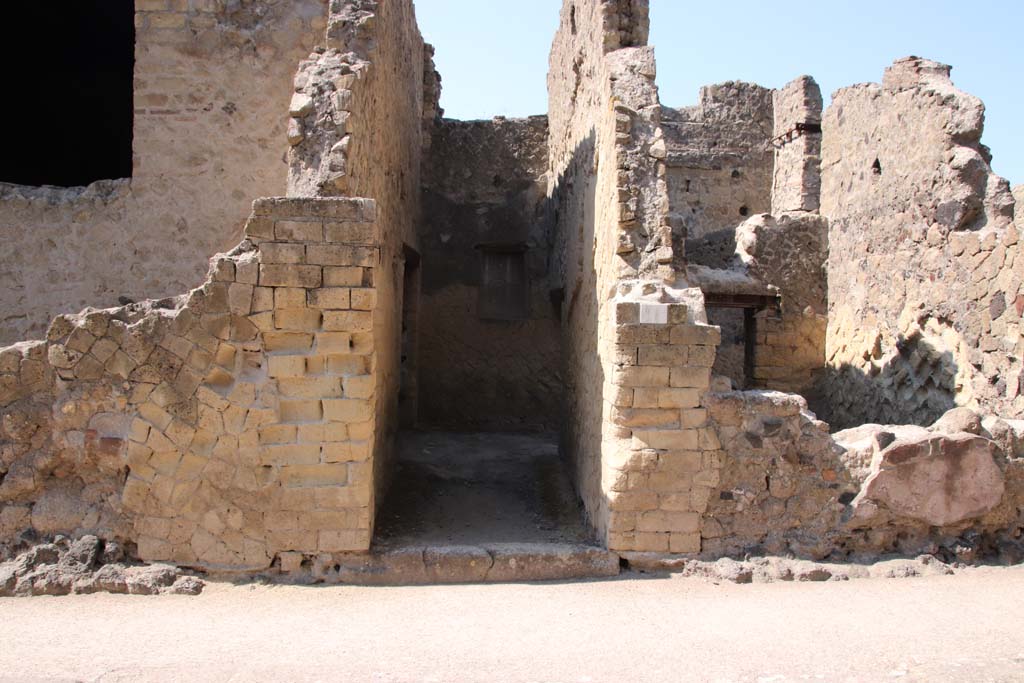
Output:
2 565 1024 682
375 431 592 547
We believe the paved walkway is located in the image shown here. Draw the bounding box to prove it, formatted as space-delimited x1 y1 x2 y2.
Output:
2 566 1024 682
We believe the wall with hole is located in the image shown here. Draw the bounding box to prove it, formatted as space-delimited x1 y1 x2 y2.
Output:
822 57 1022 428
661 82 774 267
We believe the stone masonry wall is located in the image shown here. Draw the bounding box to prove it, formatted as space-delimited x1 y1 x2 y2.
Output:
746 77 827 399
546 0 728 552
1 199 384 569
602 294 723 554
661 83 774 267
736 214 828 398
1 0 429 571
418 117 562 431
702 390 853 559
548 0 651 541
772 76 822 215
823 57 1019 429
0 1 327 345
286 0 427 502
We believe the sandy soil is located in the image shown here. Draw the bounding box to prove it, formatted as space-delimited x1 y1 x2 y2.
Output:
2 566 1023 682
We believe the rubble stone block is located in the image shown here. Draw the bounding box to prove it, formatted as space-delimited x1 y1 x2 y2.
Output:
323 311 373 332
260 243 306 264
308 288 351 310
278 400 323 424
260 445 321 466
855 432 1006 526
638 345 688 366
324 222 376 244
307 245 379 267
323 399 373 423
267 356 306 378
670 325 722 347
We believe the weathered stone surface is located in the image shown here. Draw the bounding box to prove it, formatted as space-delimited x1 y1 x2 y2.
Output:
930 407 983 436
822 57 1018 429
621 554 954 583
0 539 204 597
0 1 1022 579
853 432 1006 526
0 2 327 345
291 544 618 585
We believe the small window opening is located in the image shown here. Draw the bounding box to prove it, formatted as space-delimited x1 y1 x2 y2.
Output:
0 0 135 186
739 206 749 217
731 169 741 179
872 158 882 176
477 244 530 321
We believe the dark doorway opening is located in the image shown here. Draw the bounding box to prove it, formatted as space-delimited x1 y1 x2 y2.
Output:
0 1 135 186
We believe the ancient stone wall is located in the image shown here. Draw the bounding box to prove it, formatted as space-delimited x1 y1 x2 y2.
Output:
546 0 732 553
661 83 774 267
0 0 327 345
417 117 562 431
661 81 770 387
1 199 383 569
737 213 828 398
1 0 429 570
703 393 1024 561
822 57 1019 429
548 0 657 542
771 76 822 215
702 390 853 558
602 293 723 554
286 0 428 500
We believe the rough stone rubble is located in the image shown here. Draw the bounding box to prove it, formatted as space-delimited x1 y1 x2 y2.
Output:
1 0 1023 588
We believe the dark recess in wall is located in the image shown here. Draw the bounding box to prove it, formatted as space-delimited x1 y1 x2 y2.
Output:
0 0 135 187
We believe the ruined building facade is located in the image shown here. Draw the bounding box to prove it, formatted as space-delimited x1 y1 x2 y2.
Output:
1 0 1022 577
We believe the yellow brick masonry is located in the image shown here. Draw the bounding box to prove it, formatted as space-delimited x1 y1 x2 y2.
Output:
8 196 385 570
602 300 723 554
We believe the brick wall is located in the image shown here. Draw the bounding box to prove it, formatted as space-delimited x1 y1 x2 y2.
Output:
603 300 722 553
1 198 385 569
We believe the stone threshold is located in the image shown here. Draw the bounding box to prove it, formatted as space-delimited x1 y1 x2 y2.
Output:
274 543 621 585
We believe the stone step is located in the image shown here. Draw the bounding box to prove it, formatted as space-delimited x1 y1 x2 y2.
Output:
304 543 621 585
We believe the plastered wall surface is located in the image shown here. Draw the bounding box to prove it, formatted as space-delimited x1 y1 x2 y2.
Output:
0 1 328 346
418 117 562 431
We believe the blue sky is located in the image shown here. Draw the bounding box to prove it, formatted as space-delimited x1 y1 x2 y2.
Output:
414 0 1023 184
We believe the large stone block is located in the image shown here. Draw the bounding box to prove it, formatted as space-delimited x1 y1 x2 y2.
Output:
260 265 322 288
281 464 348 488
307 245 379 267
853 432 1005 526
